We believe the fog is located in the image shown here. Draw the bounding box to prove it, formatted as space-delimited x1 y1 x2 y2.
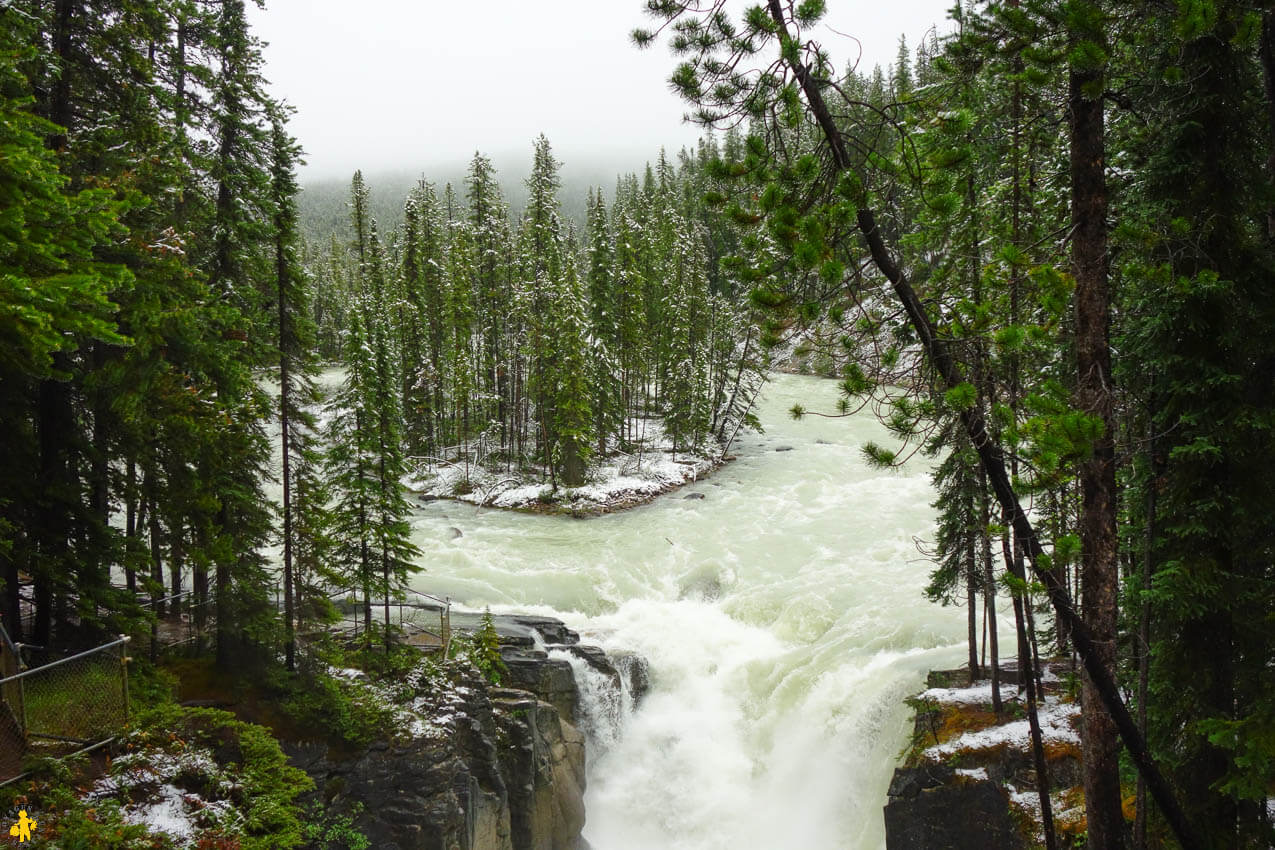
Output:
247 0 955 181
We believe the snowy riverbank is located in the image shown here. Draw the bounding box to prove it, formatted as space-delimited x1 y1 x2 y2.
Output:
404 417 732 516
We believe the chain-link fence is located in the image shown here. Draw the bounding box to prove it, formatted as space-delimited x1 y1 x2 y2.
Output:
0 634 131 783
0 626 24 782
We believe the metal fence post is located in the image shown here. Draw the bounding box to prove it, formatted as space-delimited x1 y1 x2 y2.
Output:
119 635 131 728
441 598 452 659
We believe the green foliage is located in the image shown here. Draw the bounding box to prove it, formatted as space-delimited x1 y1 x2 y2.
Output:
943 382 977 412
451 609 507 686
304 801 372 850
0 706 313 849
0 50 130 379
267 665 398 750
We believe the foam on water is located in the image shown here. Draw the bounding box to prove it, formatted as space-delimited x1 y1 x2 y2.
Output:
392 373 974 849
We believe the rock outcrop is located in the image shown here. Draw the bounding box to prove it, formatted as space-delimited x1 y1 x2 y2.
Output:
287 662 514 850
884 663 1086 850
290 614 637 850
491 689 587 850
501 647 580 724
884 764 1026 850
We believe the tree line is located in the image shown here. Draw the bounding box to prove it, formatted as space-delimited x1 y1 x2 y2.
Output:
312 135 765 495
0 0 766 675
1 0 292 668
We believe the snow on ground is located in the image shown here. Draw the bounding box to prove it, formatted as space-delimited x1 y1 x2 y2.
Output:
123 783 235 841
323 659 470 742
95 749 234 797
1006 782 1086 844
331 666 369 681
921 695 1080 760
1007 784 1063 843
407 681 474 740
916 682 1021 705
404 416 721 512
91 747 239 845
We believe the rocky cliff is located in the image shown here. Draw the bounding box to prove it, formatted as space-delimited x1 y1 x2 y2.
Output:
884 663 1087 850
288 614 645 850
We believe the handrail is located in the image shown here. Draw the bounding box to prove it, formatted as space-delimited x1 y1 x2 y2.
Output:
137 590 197 608
400 588 450 608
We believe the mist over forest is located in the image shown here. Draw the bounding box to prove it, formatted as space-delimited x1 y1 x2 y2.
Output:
298 149 679 241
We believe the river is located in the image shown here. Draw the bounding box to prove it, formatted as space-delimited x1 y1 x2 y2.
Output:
402 373 969 850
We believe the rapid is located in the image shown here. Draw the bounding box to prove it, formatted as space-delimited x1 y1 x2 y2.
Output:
404 373 970 850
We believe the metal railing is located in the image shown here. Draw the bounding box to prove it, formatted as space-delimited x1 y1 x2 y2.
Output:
330 589 451 656
136 590 216 659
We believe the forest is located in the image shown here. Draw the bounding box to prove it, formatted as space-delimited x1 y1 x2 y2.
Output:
0 0 1273 849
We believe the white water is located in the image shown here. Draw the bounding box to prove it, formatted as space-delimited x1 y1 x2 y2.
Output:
403 373 972 850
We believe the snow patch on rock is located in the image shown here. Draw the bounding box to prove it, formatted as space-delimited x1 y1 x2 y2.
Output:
921 696 1080 759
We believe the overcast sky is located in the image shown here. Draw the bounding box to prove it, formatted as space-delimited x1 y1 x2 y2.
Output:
247 0 955 180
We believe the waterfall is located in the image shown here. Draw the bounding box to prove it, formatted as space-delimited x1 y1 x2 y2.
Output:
402 374 994 849
550 649 633 757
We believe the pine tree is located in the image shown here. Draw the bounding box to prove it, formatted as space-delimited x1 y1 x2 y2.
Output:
585 188 623 456
364 224 420 651
466 153 512 452
446 221 478 474
268 104 323 672
549 248 595 486
0 24 130 638
325 296 377 640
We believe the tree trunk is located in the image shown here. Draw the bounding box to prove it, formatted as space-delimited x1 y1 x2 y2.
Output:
979 468 1001 714
382 542 391 654
2 550 20 643
35 365 74 647
1069 58 1125 850
561 437 586 487
89 343 111 592
967 519 980 683
171 519 185 619
146 475 165 620
1005 529 1058 850
1135 398 1158 850
213 495 232 668
33 5 80 647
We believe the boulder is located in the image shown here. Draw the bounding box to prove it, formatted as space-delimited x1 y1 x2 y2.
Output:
884 765 1026 850
505 615 580 646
